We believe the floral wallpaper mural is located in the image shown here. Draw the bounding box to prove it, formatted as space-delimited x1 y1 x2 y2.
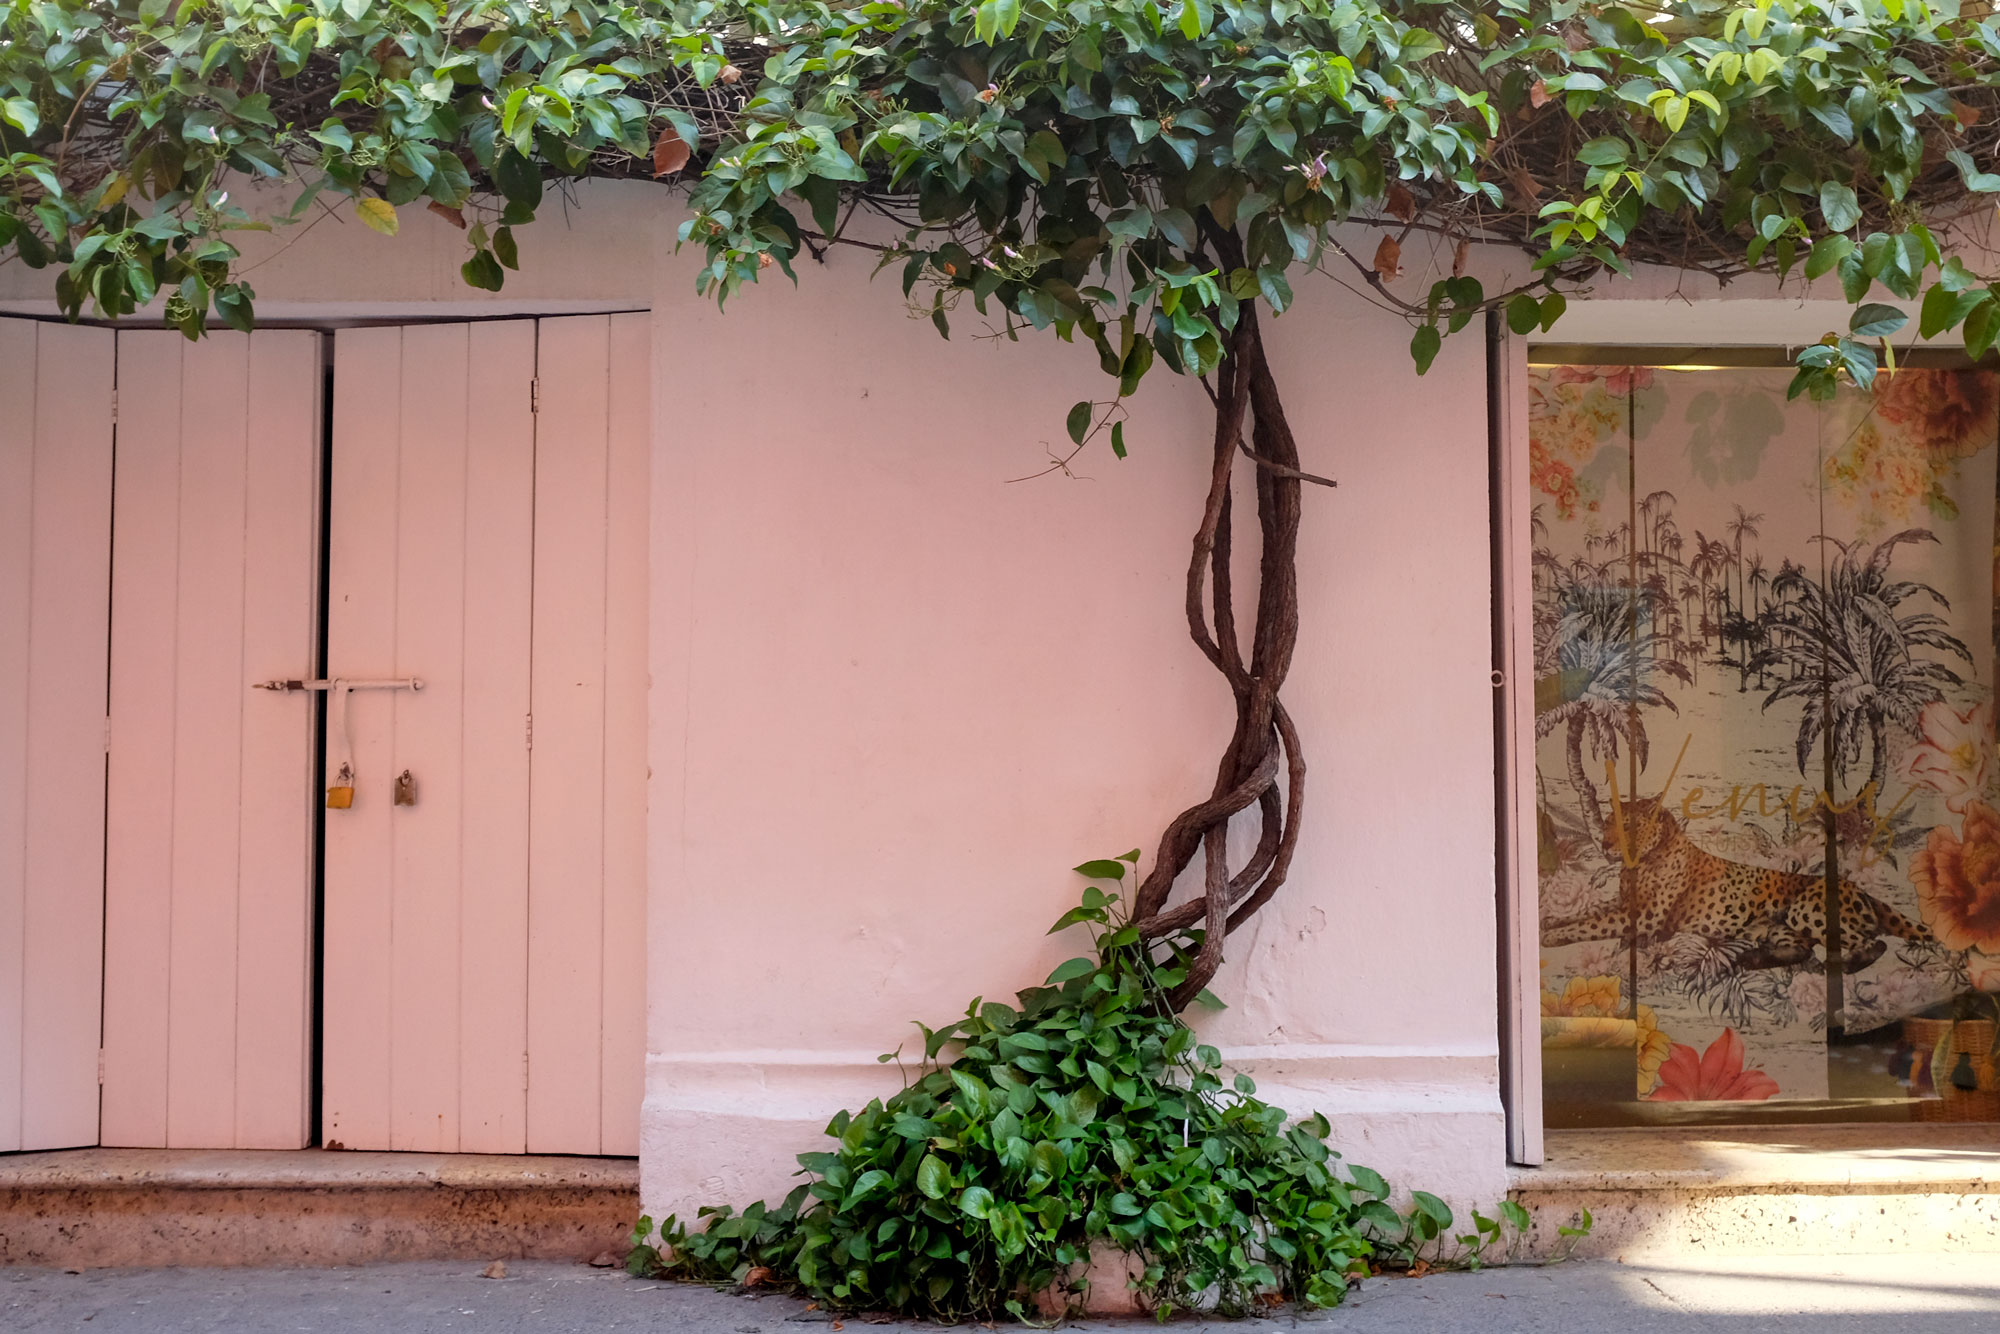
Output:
1533 363 2000 1127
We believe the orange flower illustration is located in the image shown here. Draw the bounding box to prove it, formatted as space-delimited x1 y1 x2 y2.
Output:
1911 800 2000 953
1541 975 1674 1095
1873 369 2000 461
1644 1028 1780 1102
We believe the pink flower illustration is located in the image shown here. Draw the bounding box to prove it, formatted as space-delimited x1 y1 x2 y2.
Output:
1643 1028 1780 1102
1896 701 1993 813
1552 364 1655 396
1971 950 2000 992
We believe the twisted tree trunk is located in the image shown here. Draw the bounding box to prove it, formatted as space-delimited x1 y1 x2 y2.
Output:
1127 283 1311 1012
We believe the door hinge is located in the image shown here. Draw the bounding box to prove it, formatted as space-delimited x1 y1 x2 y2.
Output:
108 391 118 425
529 377 541 415
525 712 533 751
97 1049 106 1085
103 715 111 753
522 1049 530 1092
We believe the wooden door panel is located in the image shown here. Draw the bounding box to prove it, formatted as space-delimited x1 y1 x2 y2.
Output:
325 316 643 1155
528 314 649 1156
0 321 114 1153
323 323 536 1151
102 330 322 1149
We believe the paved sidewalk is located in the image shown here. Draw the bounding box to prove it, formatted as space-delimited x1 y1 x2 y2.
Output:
4 1255 1998 1332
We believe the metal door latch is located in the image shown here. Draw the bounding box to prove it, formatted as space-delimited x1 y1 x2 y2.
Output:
252 677 425 808
254 677 424 693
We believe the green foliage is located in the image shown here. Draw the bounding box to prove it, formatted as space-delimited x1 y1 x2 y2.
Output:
626 858 1536 1320
7 0 2000 387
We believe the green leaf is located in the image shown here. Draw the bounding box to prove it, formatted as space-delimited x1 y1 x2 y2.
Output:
1819 181 1861 233
1046 957 1097 985
1504 293 1540 336
1411 1190 1454 1228
1073 858 1127 880
1410 323 1441 374
1538 291 1567 332
916 1154 950 1200
1066 400 1092 445
1839 252 1871 304
1805 234 1855 281
958 1185 995 1219
460 249 505 291
492 149 542 211
1110 421 1127 459
1576 137 1627 167
1965 297 2000 361
1849 302 1907 338
1 98 39 136
1920 285 1985 340
1348 1165 1389 1197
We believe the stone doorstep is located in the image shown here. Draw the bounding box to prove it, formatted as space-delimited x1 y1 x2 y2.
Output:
0 1148 640 1270
1508 1124 2000 1260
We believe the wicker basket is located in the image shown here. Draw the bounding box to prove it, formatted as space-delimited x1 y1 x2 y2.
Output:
1903 1018 2000 1123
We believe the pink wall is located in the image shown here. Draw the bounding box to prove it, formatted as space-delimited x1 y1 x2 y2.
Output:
645 226 1510 1218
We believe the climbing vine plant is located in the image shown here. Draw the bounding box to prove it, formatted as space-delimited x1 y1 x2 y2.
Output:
8 0 2000 995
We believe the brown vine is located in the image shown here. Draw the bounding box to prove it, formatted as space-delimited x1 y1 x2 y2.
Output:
1126 228 1317 1011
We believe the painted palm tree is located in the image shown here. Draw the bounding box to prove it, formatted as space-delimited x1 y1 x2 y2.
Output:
1535 560 1690 836
1724 506 1765 688
1746 554 1771 689
1695 531 1742 659
1757 531 1974 795
1642 490 1677 555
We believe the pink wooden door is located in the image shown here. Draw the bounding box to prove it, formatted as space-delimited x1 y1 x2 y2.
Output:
0 321 114 1153
322 316 645 1154
101 331 324 1149
527 315 648 1156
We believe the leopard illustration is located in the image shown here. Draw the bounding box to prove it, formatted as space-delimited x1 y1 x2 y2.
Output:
1541 797 1934 971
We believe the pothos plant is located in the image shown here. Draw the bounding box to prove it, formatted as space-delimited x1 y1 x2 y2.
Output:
627 857 1547 1319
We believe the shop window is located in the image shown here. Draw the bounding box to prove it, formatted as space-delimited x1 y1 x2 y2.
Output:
1532 358 2000 1127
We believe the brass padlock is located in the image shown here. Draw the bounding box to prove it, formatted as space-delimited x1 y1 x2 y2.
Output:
326 761 355 810
394 769 417 807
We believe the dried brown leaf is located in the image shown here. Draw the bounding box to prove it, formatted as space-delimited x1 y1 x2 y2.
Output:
1953 98 1983 129
743 1266 774 1288
653 127 691 177
1385 182 1417 223
1372 235 1403 281
1504 162 1545 203
1529 79 1550 109
481 1260 508 1280
426 201 467 229
1452 237 1471 278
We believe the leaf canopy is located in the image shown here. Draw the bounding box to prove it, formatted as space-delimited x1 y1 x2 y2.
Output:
5 0 2000 394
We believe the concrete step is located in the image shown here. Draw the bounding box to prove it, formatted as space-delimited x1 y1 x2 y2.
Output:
1509 1125 2000 1259
0 1149 638 1268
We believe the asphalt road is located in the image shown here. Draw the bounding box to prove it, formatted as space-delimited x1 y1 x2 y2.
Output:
4 1254 1998 1332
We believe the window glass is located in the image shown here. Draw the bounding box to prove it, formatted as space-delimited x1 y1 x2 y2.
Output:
1533 362 2000 1127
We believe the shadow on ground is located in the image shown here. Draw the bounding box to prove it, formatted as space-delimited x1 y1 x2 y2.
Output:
4 1254 1997 1332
